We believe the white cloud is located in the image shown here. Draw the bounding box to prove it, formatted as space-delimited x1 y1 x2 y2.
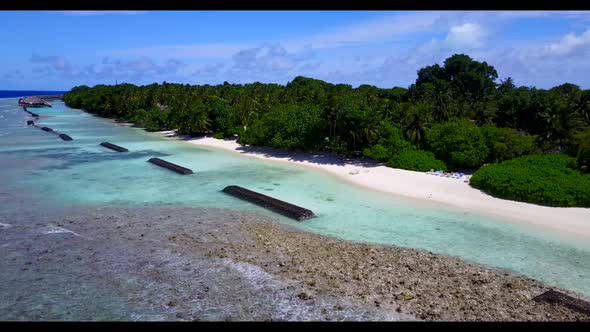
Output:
315 23 590 89
41 11 590 89
445 23 487 49
224 44 315 83
418 22 487 55
30 54 186 82
106 43 252 59
192 63 226 77
105 12 444 60
283 12 442 51
543 29 590 57
100 10 590 72
30 54 81 77
491 10 590 20
98 57 186 77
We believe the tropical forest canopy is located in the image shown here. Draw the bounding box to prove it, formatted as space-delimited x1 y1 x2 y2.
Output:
64 54 590 206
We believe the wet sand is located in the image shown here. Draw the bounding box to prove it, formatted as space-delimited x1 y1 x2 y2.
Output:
1 205 588 321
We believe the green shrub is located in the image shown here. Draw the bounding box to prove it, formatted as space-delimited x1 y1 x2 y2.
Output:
213 132 225 139
128 108 168 131
470 154 590 207
480 124 536 163
426 119 489 169
387 149 447 172
363 144 392 162
375 122 414 155
363 122 416 162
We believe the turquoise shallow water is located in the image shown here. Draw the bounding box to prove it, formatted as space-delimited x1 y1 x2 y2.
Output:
1 98 589 298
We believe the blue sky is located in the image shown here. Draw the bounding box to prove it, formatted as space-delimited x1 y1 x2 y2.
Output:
1 10 590 90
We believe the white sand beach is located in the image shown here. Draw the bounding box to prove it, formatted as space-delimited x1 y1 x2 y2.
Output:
160 131 590 241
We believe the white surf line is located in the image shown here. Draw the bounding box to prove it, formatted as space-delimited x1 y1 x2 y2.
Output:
0 223 12 228
41 225 92 240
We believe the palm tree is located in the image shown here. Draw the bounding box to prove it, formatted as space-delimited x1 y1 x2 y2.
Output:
402 103 431 146
540 104 585 149
473 100 497 125
189 110 212 133
573 128 590 172
237 95 259 128
431 89 453 122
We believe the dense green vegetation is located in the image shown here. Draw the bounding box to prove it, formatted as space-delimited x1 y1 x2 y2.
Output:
387 149 447 172
470 154 590 207
64 54 590 206
239 103 324 150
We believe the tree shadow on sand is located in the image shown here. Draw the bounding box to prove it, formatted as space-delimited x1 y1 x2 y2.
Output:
233 145 382 168
164 131 383 168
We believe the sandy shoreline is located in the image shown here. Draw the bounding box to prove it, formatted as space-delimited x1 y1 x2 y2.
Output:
160 131 590 241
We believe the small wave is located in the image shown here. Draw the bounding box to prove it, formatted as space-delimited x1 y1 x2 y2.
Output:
221 259 407 321
39 225 90 239
224 259 273 281
0 223 12 228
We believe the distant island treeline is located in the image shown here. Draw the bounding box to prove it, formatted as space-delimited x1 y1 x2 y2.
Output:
63 54 590 207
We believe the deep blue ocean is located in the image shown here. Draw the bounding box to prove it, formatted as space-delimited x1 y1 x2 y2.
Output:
0 90 67 98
